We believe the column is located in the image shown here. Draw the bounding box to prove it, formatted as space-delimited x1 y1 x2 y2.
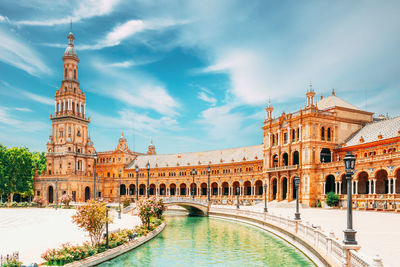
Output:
63 99 66 112
373 179 377 194
79 102 81 115
368 180 372 195
388 178 392 194
322 182 326 195
84 104 86 115
59 100 61 112
393 178 397 194
334 181 338 194
268 133 271 148
54 101 57 112
339 181 342 194
277 130 280 146
299 124 302 141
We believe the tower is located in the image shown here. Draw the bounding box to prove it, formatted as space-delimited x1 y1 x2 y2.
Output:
306 81 316 108
265 98 274 120
147 139 156 155
46 31 95 176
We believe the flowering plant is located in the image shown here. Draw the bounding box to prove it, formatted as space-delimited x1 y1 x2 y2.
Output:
136 197 165 229
59 193 72 207
32 196 45 207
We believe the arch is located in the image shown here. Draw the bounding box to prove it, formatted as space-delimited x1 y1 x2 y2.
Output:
48 186 54 203
320 148 332 163
375 169 388 194
340 174 347 194
232 181 240 195
255 180 263 195
292 151 299 165
222 182 229 195
272 154 278 167
189 183 197 196
169 183 176 196
139 184 146 196
180 183 187 196
357 171 369 194
149 184 156 195
395 168 400 194
120 184 126 196
244 181 251 195
281 177 288 200
129 184 135 195
211 182 218 195
84 186 90 202
282 153 289 166
159 183 166 196
325 175 335 194
201 182 207 196
272 178 277 200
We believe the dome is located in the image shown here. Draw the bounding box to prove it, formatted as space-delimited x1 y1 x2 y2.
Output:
64 45 77 57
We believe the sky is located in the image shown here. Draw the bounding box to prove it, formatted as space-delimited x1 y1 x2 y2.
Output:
0 0 399 154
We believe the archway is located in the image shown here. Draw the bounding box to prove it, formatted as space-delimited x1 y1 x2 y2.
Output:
320 148 332 163
282 153 289 166
325 175 335 194
84 186 90 202
357 172 369 194
159 184 166 196
292 151 299 165
396 169 400 194
120 184 126 196
340 174 347 194
201 183 207 196
375 170 388 194
272 154 278 167
255 180 263 195
222 182 229 195
190 183 197 196
272 178 277 200
149 184 155 196
180 183 187 196
211 182 218 196
139 184 146 196
281 177 288 200
233 181 240 195
48 186 54 203
170 183 176 196
244 181 251 195
129 184 135 195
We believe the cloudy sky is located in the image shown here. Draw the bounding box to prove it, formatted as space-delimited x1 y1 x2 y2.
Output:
0 0 399 153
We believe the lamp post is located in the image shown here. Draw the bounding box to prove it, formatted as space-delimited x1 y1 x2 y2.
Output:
207 165 211 202
55 177 58 210
105 204 110 249
146 162 150 198
264 183 268 212
93 151 97 200
236 186 240 209
191 168 196 199
118 169 121 219
294 176 301 220
343 152 357 245
135 165 139 201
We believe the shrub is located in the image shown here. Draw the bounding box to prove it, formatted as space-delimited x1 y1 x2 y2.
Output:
316 199 321 208
136 197 165 229
122 198 131 208
326 192 339 207
41 242 96 266
1 258 22 267
59 194 72 207
72 200 114 246
33 197 45 207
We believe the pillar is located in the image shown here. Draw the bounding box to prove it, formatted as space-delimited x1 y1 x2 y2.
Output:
388 178 392 194
323 182 326 195
373 179 377 194
369 180 372 195
355 181 358 195
339 181 342 194
393 178 397 194
334 181 338 194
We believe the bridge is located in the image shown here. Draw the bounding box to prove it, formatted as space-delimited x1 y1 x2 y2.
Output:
159 197 210 216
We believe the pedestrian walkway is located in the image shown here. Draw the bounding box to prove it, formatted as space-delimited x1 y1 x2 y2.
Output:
0 208 141 265
213 203 400 267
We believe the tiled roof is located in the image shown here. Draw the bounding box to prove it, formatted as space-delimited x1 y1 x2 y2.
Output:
344 116 400 147
126 144 263 169
317 95 360 111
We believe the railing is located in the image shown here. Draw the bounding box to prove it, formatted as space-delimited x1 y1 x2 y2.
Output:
159 197 209 207
265 164 298 172
209 207 380 267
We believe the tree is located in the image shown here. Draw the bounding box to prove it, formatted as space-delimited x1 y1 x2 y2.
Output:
136 198 153 229
326 192 339 207
0 144 7 202
32 151 47 175
72 200 114 246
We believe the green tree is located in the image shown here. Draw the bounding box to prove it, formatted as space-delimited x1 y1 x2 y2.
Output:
32 151 47 175
326 192 339 207
5 147 33 202
0 144 7 202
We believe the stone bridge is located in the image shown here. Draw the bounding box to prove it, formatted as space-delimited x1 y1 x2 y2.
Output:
159 197 210 216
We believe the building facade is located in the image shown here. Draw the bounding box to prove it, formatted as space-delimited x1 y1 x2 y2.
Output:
34 33 400 210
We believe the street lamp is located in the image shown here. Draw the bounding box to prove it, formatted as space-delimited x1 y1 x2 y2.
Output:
55 177 58 210
264 183 268 212
236 186 240 209
135 165 139 201
93 151 97 200
146 162 150 198
294 176 301 220
343 151 357 245
118 169 121 219
105 204 110 249
207 165 211 202
191 168 196 199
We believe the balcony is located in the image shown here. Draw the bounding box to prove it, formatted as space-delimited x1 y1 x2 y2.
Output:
265 164 298 172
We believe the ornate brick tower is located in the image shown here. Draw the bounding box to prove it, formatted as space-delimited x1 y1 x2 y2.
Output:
35 31 96 203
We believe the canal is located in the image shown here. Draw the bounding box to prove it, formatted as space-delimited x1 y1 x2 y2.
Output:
98 215 315 266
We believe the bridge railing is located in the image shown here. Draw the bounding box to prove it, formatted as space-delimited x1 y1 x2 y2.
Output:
159 197 209 207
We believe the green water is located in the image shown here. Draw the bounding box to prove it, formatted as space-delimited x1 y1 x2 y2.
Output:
98 216 315 267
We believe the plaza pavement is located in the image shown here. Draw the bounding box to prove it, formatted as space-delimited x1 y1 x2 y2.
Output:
213 202 400 267
0 208 141 265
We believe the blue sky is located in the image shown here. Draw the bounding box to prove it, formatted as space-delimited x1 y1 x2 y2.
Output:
0 0 399 154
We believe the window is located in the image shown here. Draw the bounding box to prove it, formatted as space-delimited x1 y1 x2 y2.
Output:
74 69 77 79
327 128 331 141
37 191 41 196
297 128 300 141
77 130 81 137
272 134 275 146
284 132 288 144
292 129 296 142
64 68 67 78
321 127 325 140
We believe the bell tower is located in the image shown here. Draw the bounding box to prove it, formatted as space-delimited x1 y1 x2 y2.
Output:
46 31 95 176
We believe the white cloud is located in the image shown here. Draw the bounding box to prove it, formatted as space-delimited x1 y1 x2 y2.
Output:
15 0 120 26
0 26 50 76
0 15 9 23
22 91 53 106
0 106 47 132
14 107 32 112
197 90 217 106
105 61 134 68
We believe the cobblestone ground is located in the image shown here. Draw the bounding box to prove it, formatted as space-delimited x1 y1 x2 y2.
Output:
0 208 141 265
213 203 400 267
